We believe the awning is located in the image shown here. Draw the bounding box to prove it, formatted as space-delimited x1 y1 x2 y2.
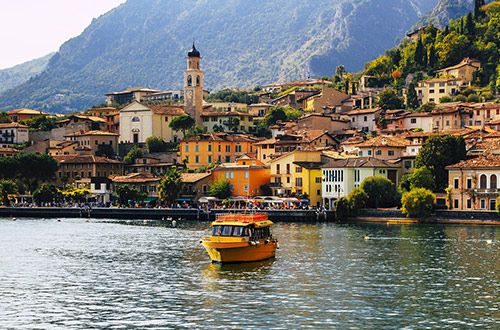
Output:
176 197 193 202
199 196 219 203
144 197 158 203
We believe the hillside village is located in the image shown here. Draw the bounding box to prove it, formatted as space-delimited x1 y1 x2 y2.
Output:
2 3 500 215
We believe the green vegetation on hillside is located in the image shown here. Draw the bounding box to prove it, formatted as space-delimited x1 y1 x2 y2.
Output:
363 2 500 97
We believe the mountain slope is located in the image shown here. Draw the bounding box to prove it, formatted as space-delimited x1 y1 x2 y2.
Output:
0 53 53 94
0 0 438 112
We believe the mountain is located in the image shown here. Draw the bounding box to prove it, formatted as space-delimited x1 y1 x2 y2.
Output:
0 53 53 94
0 0 440 113
412 0 493 29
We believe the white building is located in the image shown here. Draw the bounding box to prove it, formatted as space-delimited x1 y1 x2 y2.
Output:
0 123 29 146
403 112 433 132
321 157 400 210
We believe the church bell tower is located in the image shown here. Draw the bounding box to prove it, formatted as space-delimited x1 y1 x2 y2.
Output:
184 43 203 126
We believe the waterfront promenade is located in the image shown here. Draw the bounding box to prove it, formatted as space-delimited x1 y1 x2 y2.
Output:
2 206 500 224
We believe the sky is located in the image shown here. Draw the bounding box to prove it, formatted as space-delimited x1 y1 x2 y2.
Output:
0 0 126 70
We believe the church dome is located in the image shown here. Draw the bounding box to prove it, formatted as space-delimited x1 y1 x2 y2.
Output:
188 43 200 57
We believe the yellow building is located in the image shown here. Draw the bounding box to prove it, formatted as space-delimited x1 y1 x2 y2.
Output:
201 110 254 133
435 57 481 84
180 132 260 168
268 150 324 203
86 107 118 118
7 108 48 122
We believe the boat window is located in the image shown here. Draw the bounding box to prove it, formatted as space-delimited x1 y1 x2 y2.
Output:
221 226 233 236
212 225 222 236
232 226 243 237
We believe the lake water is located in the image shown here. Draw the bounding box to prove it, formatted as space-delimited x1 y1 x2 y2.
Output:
0 218 499 329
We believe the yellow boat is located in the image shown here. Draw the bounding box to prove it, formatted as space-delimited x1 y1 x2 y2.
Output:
201 213 278 263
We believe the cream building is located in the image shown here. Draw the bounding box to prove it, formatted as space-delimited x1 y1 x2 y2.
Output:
416 78 464 105
403 113 433 132
446 155 500 211
119 101 186 143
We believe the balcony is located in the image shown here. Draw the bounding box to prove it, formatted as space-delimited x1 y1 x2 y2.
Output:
269 182 282 188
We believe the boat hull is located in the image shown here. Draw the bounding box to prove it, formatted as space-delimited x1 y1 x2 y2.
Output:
202 240 278 263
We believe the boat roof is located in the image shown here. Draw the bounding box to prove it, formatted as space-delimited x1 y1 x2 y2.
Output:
212 214 273 228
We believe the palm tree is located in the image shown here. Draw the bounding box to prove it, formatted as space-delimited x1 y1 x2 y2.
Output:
335 65 346 80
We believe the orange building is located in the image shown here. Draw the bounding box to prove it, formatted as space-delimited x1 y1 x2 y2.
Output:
180 132 262 168
7 108 48 122
210 154 270 197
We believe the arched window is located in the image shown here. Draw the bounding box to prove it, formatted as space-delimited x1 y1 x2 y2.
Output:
187 75 192 87
480 174 487 189
491 174 497 189
131 116 140 122
196 75 200 86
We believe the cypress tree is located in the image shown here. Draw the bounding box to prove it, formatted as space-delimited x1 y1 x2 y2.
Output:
460 17 464 34
444 25 449 36
465 12 475 40
475 0 481 19
428 43 436 70
414 37 424 67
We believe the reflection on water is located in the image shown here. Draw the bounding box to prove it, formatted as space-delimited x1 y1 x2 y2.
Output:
0 218 499 329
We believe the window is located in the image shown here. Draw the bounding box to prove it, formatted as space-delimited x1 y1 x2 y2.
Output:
467 177 472 189
429 83 435 87
480 174 487 189
316 177 321 183
244 171 249 179
226 145 230 152
454 199 459 209
364 116 368 122
218 145 221 152
411 118 417 124
388 150 395 156
491 174 497 189
286 164 290 174
480 199 486 209
439 89 445 93
235 145 242 152
208 155 212 163
358 151 363 156
276 164 280 174
208 144 212 152
244 184 248 192
367 150 372 156
225 156 230 162
429 89 435 94
195 155 199 163
446 121 450 126
404 161 412 169
376 150 382 156
195 145 199 152
317 189 321 195
467 199 472 209
295 177 302 187
296 166 302 173
185 145 189 152
454 177 459 189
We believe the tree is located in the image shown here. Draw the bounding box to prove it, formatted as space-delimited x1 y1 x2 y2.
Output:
169 115 195 137
377 88 403 110
360 176 398 208
414 37 424 67
427 43 436 70
0 112 12 123
33 184 62 205
454 94 467 102
16 153 59 193
406 82 419 110
347 188 368 216
285 109 303 121
123 144 143 164
22 115 57 131
439 95 452 103
467 94 480 103
335 65 346 80
159 166 184 204
0 180 18 206
64 188 91 203
465 12 475 40
334 197 350 221
259 183 272 196
415 134 467 192
115 184 146 205
421 102 436 113
146 136 167 153
401 188 435 218
209 178 232 199
264 107 287 126
408 166 436 191
230 117 240 132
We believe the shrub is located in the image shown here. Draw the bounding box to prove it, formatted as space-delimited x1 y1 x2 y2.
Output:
401 188 435 218
466 94 480 103
454 94 467 102
439 95 452 103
